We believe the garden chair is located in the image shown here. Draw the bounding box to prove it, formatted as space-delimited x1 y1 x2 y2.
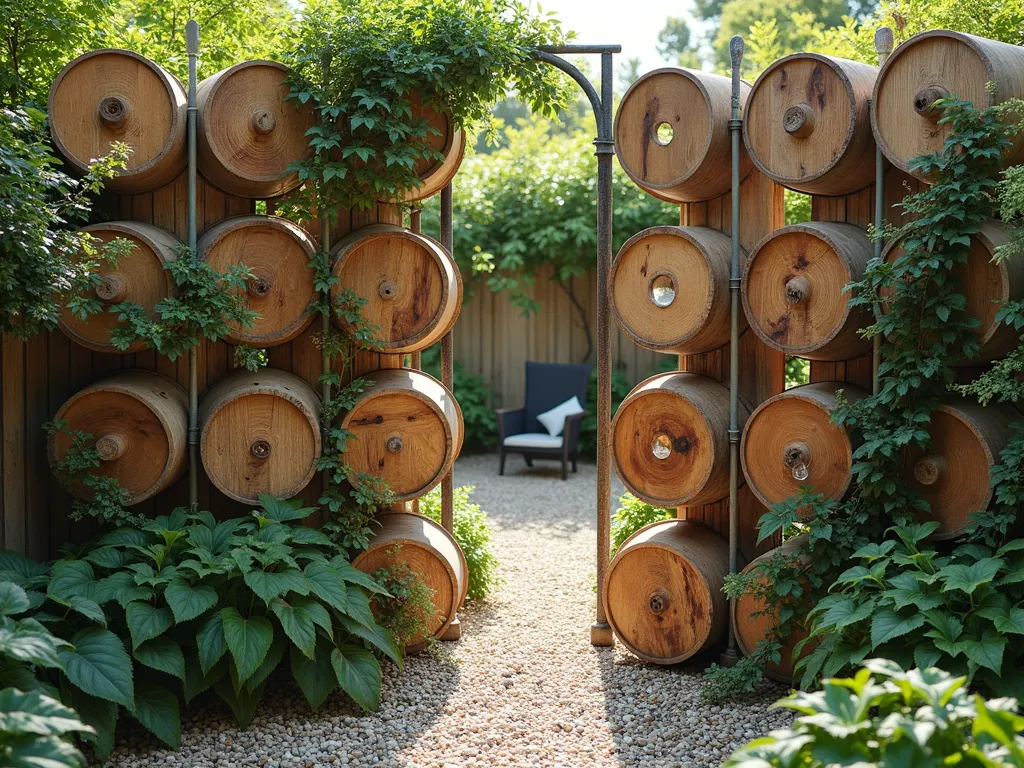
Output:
496 361 591 480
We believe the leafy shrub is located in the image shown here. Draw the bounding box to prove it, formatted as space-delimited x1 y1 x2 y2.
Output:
421 485 501 601
0 578 93 767
579 366 633 458
726 658 1024 767
370 547 441 651
420 345 497 452
2 497 400 758
610 493 673 558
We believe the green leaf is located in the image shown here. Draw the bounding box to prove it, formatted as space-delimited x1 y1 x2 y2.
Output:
83 546 127 570
290 642 336 711
289 527 333 547
244 569 310 605
0 619 67 668
304 562 348 612
220 608 273 684
962 636 1007 673
257 495 317 522
871 609 926 649
214 676 265 729
270 597 332 659
331 559 390 596
125 601 173 650
64 687 117 760
133 682 181 749
91 571 153 607
198 612 227 675
49 594 107 627
0 688 94 736
164 580 218 623
2 736 88 768
245 634 286 694
336 613 402 667
0 581 30 615
134 637 185 680
331 644 381 711
941 558 1003 594
345 587 377 629
59 628 134 707
184 654 225 705
994 606 1024 635
48 560 95 599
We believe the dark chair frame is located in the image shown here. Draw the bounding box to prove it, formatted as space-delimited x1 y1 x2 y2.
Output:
495 361 591 481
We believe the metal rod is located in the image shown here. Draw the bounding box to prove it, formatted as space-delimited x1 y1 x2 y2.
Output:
872 27 894 397
723 34 745 665
185 20 200 508
409 206 423 515
537 44 622 54
440 185 454 534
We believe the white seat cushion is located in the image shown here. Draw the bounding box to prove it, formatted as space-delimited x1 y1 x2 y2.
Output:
503 433 563 450
536 396 585 437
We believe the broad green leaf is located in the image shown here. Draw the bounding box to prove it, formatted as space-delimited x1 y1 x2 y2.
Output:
0 581 30 615
164 580 218 623
49 594 107 627
962 636 1006 673
941 558 1002 595
814 596 876 633
2 735 88 768
289 527 333 547
134 637 185 680
330 558 390 596
345 587 377 629
97 528 147 547
133 682 181 749
125 601 173 650
48 560 95 599
64 687 117 760
220 608 273 684
184 654 225 705
304 562 348 612
973 693 1024 760
871 610 926 649
994 606 1024 635
214 676 265 729
914 643 943 671
290 642 336 711
197 612 228 676
0 688 94 736
245 634 286 694
331 645 381 711
83 546 127 570
0 551 50 589
337 614 402 667
244 569 310 605
59 628 134 707
270 598 320 659
0 619 67 669
90 571 153 607
257 494 317 522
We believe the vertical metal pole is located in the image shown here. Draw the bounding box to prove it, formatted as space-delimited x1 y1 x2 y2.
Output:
440 185 455 535
722 34 745 665
409 207 422 515
872 27 894 397
185 20 200 508
591 51 615 647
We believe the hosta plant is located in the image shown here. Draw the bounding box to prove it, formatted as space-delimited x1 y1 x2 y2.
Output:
726 658 1024 768
1 496 400 758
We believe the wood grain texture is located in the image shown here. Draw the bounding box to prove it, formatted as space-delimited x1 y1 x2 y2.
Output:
48 49 186 193
352 511 468 651
400 95 466 204
604 519 730 664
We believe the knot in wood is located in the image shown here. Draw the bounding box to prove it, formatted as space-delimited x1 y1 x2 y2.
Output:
913 454 946 486
248 276 272 297
647 591 669 615
250 439 272 459
784 275 812 305
95 434 127 462
250 108 277 135
378 280 399 300
782 103 815 138
385 435 404 453
98 96 130 128
782 442 810 469
95 274 127 303
913 86 950 121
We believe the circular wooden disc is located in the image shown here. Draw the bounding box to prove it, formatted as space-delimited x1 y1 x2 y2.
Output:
330 224 462 353
614 68 752 203
741 382 867 509
743 222 872 360
49 371 187 505
58 222 180 353
199 369 321 504
197 61 314 198
401 94 465 203
341 369 462 502
604 519 728 664
612 372 741 507
745 54 878 195
48 49 186 193
610 226 739 354
352 511 468 651
873 32 1003 176
199 215 316 347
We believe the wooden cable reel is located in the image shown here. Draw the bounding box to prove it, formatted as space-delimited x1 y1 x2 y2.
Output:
905 401 1021 540
732 535 810 683
48 371 188 504
611 372 748 507
742 382 868 511
610 226 741 355
614 68 753 203
198 215 317 347
882 222 1024 362
743 222 873 360
873 30 1024 177
744 53 880 195
330 224 462 353
341 369 463 503
199 369 321 504
604 520 731 664
58 222 180 353
352 512 468 652
401 93 466 203
48 49 187 193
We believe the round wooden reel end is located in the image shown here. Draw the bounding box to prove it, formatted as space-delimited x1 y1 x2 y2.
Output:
614 68 753 203
341 369 463 502
58 222 181 353
199 369 321 504
741 382 868 510
604 519 731 664
330 224 462 353
399 94 465 203
744 53 879 195
48 49 187 193
198 215 317 347
352 512 468 652
196 60 314 198
612 372 747 508
743 222 873 361
610 226 742 355
49 371 188 505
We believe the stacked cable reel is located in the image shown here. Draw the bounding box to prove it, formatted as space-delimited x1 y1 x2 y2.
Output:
44 39 469 651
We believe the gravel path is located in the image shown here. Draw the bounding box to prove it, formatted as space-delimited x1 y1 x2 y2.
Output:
108 453 791 768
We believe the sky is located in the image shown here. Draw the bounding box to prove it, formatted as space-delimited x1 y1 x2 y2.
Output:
532 0 703 74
